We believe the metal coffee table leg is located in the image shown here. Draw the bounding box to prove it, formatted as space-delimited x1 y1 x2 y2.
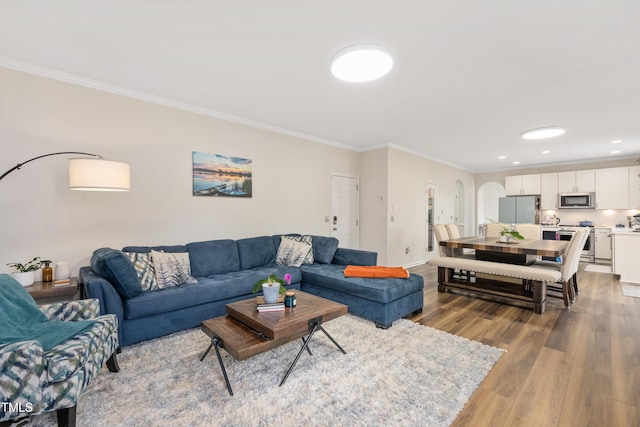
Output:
200 337 234 396
279 319 346 387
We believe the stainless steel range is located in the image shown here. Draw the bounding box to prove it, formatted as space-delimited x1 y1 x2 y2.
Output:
557 225 595 263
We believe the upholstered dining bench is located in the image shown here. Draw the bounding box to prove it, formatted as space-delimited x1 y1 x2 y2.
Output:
428 257 562 314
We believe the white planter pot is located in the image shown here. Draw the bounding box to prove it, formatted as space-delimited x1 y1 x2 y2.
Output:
262 283 281 304
12 271 35 287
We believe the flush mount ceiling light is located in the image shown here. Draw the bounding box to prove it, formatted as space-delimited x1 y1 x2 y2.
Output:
331 44 393 82
522 126 566 140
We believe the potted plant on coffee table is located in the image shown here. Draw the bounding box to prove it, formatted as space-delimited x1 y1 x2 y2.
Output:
252 273 291 304
7 256 42 287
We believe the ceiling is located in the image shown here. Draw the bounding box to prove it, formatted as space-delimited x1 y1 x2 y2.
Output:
1 1 639 173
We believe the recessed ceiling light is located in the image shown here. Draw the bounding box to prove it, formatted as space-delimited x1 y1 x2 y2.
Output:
513 161 520 165
522 126 565 140
498 155 506 159
611 150 621 154
611 139 623 144
331 44 393 82
542 150 551 154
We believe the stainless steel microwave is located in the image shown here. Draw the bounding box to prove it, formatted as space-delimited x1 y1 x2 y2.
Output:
558 192 596 209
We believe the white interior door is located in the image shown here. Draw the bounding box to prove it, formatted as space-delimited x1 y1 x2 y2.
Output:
426 183 438 260
330 174 359 249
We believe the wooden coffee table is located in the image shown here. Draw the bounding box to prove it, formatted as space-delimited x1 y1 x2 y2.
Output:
200 290 348 395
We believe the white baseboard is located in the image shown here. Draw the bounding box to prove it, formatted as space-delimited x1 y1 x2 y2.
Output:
402 259 427 269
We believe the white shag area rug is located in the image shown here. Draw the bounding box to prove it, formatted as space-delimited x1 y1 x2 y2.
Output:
584 264 612 273
27 314 504 427
622 283 640 298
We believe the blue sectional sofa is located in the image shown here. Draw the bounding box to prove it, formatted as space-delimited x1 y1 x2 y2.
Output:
80 234 424 347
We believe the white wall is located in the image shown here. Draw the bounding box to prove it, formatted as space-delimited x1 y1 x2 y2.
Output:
0 67 480 277
385 147 475 267
0 67 360 277
478 182 505 226
359 147 389 264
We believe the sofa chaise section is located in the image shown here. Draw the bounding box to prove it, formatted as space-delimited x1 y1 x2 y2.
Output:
300 263 424 328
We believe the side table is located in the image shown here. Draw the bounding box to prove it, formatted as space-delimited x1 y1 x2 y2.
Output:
27 277 81 304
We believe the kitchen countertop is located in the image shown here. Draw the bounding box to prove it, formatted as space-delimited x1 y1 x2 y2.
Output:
611 227 640 235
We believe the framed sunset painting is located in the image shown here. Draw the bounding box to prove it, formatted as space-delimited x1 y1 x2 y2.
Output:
192 151 252 197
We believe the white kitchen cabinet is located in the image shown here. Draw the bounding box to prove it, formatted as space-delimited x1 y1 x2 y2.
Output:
558 170 595 193
630 166 640 209
612 231 640 284
594 228 612 260
505 174 541 195
540 173 558 209
595 167 629 209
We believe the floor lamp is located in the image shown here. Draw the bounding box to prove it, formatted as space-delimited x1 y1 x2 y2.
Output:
0 152 130 191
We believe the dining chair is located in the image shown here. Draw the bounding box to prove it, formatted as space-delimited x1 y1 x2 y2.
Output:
515 223 542 240
446 223 474 255
538 228 587 308
433 224 453 256
571 227 590 296
445 223 461 238
485 223 505 238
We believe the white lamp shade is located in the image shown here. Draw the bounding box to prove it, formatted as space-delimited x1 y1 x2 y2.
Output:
69 158 130 191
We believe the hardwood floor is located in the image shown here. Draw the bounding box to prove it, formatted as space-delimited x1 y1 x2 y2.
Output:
408 263 640 427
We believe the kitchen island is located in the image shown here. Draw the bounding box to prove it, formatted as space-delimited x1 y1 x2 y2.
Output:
611 228 640 284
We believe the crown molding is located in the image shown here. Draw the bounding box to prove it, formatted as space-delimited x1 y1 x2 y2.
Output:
360 142 472 172
0 56 357 152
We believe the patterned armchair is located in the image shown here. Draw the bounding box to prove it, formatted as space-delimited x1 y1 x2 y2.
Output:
0 297 119 427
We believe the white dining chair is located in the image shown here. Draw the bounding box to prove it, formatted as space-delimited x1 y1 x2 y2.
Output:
538 227 587 308
571 227 590 296
515 224 542 240
485 223 505 238
446 223 474 255
445 223 461 239
433 224 453 257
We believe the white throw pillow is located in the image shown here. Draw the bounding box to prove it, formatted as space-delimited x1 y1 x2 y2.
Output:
276 237 312 267
151 250 197 289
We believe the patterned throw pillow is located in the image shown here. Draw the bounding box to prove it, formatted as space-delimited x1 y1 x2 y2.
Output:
151 250 198 289
125 252 159 292
282 235 314 264
276 237 312 267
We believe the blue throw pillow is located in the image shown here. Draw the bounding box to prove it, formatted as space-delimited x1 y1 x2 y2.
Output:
91 248 142 299
186 240 240 277
309 235 339 264
237 236 277 269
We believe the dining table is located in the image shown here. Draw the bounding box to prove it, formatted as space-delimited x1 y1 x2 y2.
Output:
439 236 568 265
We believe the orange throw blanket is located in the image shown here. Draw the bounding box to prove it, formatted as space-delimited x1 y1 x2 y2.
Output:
343 265 409 279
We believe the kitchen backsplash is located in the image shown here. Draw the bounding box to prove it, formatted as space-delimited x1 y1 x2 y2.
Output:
542 208 640 227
